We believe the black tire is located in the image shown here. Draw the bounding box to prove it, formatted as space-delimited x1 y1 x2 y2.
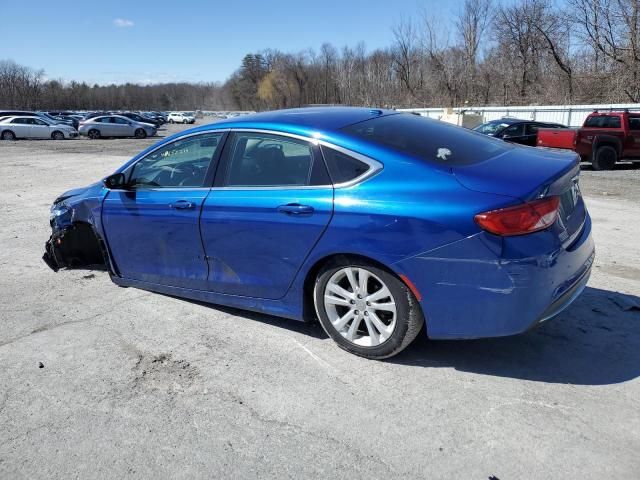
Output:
1 130 16 141
183 119 188 124
314 259 424 360
88 129 100 140
134 128 147 139
51 131 65 140
169 119 174 124
592 145 617 171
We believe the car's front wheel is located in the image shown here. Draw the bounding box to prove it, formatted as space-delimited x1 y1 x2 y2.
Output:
134 128 147 139
51 131 65 140
314 261 424 359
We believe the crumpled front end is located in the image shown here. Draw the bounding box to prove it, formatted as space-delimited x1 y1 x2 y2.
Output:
42 184 109 272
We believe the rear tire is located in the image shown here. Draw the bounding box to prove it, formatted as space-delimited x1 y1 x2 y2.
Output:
592 146 617 171
51 131 65 140
134 128 147 139
314 259 424 359
88 129 100 140
1 130 16 140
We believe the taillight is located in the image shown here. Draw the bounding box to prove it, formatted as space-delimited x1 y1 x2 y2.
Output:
475 196 560 236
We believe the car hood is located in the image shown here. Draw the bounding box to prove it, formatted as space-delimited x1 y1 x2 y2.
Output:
452 146 580 201
54 181 103 205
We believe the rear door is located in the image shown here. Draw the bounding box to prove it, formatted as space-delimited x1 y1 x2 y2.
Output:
200 130 334 299
627 115 640 158
102 131 226 289
10 118 31 138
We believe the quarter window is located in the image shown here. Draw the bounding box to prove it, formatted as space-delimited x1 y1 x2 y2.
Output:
321 146 370 184
224 132 317 187
128 133 223 188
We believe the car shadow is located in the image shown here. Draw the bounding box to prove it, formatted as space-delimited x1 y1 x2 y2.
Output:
167 286 640 385
580 161 640 170
390 287 640 385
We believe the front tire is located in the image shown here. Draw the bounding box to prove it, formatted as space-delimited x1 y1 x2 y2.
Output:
314 260 424 359
592 146 617 170
51 131 65 140
169 119 174 124
134 128 147 139
1 130 16 140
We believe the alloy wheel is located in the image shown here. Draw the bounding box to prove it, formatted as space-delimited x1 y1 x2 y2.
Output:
323 266 397 347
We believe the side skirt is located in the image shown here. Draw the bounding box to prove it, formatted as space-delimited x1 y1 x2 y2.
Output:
111 276 305 322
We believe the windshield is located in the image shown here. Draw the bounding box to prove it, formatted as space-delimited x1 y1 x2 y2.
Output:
473 121 510 135
341 113 511 166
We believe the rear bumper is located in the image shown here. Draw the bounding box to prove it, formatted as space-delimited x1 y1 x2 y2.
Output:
395 213 595 339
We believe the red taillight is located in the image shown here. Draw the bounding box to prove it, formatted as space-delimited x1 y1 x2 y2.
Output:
474 196 560 236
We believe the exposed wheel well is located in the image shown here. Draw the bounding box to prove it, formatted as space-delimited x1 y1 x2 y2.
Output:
50 222 108 270
302 253 421 321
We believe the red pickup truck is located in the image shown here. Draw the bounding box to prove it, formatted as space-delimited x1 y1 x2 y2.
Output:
537 111 640 170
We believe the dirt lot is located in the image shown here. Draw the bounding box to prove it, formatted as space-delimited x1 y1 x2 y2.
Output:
1 123 639 479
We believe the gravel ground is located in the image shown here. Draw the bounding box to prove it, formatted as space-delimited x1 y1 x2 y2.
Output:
0 125 639 479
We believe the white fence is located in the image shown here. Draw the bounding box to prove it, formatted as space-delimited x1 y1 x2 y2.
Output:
399 103 640 127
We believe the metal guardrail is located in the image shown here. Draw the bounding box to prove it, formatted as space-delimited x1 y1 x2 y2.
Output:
399 103 640 127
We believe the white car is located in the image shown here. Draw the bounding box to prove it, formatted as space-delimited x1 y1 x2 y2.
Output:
167 112 195 124
0 116 78 140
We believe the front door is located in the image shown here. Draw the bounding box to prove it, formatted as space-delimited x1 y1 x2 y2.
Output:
627 115 640 158
200 131 334 299
102 131 226 289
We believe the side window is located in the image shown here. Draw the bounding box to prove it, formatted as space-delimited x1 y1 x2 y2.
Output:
629 117 640 130
11 118 26 124
525 124 540 135
128 133 223 188
321 146 371 184
607 116 621 128
502 124 524 137
114 117 128 125
33 119 47 125
225 133 316 187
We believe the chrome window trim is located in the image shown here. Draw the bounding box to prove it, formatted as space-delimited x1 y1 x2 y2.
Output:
221 128 383 190
118 129 230 190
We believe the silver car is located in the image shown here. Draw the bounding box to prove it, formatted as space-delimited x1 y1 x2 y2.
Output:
78 115 157 139
0 116 78 140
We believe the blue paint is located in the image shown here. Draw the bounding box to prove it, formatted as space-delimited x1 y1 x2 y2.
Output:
46 107 595 339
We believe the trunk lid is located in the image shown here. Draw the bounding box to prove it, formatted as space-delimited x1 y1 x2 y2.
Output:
453 147 586 244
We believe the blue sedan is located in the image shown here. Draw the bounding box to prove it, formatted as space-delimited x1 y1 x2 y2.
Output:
43 107 595 359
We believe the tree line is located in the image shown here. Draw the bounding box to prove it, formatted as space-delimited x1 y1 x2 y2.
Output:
2 0 639 112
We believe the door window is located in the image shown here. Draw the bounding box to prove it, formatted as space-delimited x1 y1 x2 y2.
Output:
502 124 524 137
224 132 319 187
128 133 223 188
113 117 129 125
321 146 370 184
629 117 640 130
525 123 540 135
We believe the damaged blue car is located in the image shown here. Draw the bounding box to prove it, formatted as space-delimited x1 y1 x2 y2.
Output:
43 107 595 359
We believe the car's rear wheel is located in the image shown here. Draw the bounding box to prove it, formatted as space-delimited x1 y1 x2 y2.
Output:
88 129 100 140
314 261 424 359
592 146 617 170
1 130 16 140
51 131 65 140
134 128 147 139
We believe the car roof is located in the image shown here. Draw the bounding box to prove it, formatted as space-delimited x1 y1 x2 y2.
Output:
210 107 398 132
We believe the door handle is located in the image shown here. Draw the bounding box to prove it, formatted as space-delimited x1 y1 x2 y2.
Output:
277 203 314 215
170 200 195 210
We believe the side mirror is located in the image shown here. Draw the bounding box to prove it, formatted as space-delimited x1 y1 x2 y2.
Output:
103 172 126 189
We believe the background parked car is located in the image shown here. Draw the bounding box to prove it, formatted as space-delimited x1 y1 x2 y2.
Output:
119 112 162 128
167 112 195 124
537 110 640 170
0 116 78 140
473 118 566 146
78 115 157 139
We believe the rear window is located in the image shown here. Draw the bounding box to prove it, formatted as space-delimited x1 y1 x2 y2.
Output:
341 114 510 166
584 115 621 128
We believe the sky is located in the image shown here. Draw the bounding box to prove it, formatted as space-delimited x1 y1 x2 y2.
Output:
3 0 471 85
